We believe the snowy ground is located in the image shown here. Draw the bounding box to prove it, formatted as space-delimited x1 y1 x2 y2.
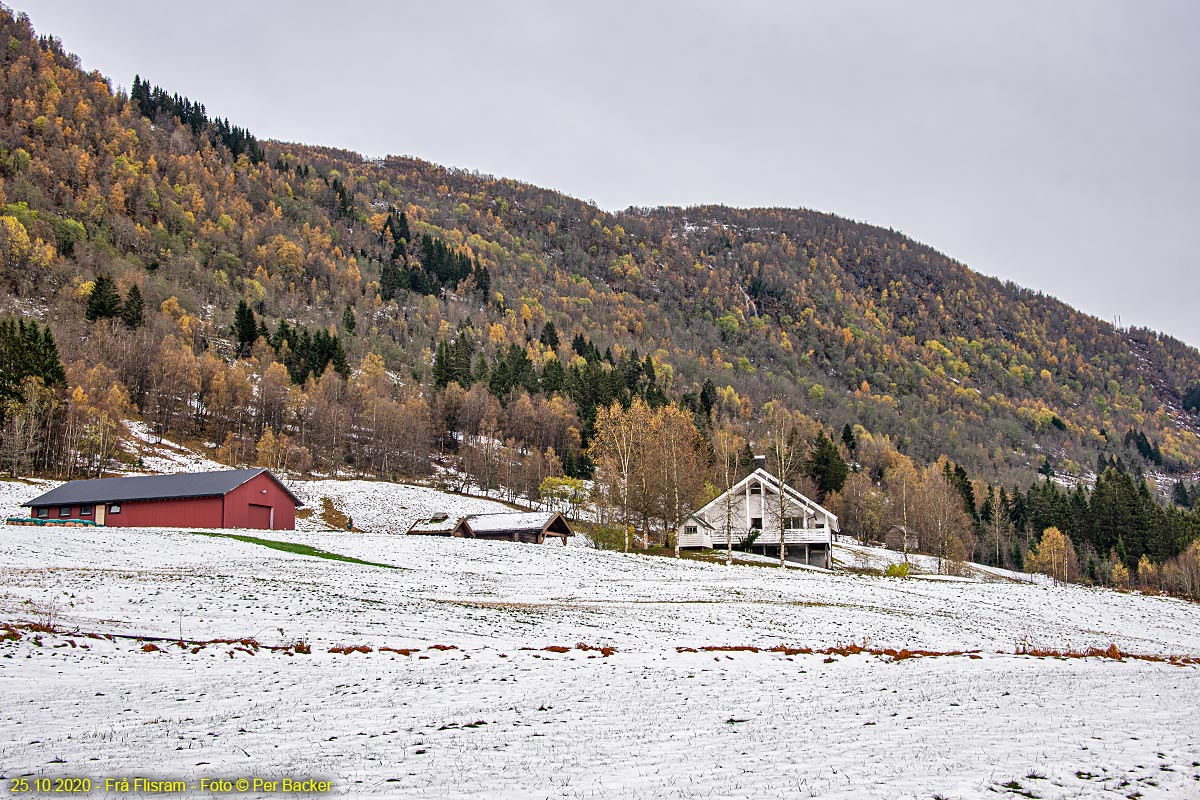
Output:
287 479 513 535
2 476 1200 797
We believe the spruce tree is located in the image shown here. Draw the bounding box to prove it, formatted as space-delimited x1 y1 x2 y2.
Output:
432 340 452 388
233 300 258 355
699 378 717 420
1173 480 1192 509
805 431 848 500
342 304 356 335
539 320 560 349
841 422 858 455
85 274 123 321
396 212 410 245
120 285 145 329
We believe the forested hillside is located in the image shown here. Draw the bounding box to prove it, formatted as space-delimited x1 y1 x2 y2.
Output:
0 6 1198 583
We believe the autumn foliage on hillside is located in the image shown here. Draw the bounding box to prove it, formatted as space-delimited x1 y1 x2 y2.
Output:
0 7 1197 582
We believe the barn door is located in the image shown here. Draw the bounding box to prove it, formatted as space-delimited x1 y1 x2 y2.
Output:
247 503 273 529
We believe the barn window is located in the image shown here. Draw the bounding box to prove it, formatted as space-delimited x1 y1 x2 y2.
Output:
59 507 71 517
36 508 48 518
80 505 92 516
109 504 121 514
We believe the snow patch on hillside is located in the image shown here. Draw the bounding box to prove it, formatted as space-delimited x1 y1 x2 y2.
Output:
124 421 227 474
287 478 513 534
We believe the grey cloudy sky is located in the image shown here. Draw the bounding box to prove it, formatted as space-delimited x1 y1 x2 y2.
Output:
17 0 1200 346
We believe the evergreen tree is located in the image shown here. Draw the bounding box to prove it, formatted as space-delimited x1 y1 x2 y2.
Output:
1173 479 1192 509
541 358 566 393
120 285 145 329
85 274 123 321
698 378 717 420
341 304 356 335
0 318 65 417
539 320 560 349
233 300 258 355
1183 383 1200 415
391 211 411 246
841 423 858 456
805 431 848 500
432 340 453 389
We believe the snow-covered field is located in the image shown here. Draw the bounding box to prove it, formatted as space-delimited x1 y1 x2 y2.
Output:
2 476 1200 798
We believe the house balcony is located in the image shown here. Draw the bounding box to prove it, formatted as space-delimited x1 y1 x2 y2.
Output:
747 527 830 545
690 527 831 548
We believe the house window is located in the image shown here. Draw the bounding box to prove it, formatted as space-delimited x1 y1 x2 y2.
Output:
749 484 762 495
751 517 762 530
80 505 92 516
109 504 121 514
36 508 48 518
814 520 825 528
684 525 698 535
60 507 71 517
784 516 804 530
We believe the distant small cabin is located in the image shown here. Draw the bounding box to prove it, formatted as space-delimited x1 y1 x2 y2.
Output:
20 468 301 530
406 511 573 545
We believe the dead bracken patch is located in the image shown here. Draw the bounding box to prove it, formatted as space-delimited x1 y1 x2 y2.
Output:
1014 642 1200 666
320 497 353 531
518 642 617 657
328 644 372 654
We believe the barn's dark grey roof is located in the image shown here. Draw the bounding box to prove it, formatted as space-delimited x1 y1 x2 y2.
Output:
25 468 301 507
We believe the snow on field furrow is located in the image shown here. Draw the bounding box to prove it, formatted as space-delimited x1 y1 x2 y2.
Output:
2 636 1197 799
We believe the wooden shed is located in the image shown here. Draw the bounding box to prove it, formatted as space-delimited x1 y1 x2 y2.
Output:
406 511 574 545
23 468 301 530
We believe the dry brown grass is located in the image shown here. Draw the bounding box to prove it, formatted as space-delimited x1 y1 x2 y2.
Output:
320 498 353 531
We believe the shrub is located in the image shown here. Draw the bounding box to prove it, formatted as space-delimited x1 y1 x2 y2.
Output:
884 562 911 578
586 523 625 551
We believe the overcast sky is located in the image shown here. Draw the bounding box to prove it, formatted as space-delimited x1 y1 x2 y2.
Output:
17 1 1200 346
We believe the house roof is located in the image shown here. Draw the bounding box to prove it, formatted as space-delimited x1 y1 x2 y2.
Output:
25 468 302 507
694 468 840 532
462 511 571 536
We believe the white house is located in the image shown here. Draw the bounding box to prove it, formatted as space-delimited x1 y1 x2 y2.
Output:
677 459 839 568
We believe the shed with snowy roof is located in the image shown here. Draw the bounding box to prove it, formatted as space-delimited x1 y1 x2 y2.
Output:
22 468 300 530
406 511 574 545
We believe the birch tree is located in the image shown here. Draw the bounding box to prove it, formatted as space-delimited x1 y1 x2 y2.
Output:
589 399 647 552
763 401 804 568
712 423 747 566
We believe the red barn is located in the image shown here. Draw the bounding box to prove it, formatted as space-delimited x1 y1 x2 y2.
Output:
24 468 301 530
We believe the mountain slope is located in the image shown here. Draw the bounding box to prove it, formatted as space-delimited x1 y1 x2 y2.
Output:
0 6 1198 486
